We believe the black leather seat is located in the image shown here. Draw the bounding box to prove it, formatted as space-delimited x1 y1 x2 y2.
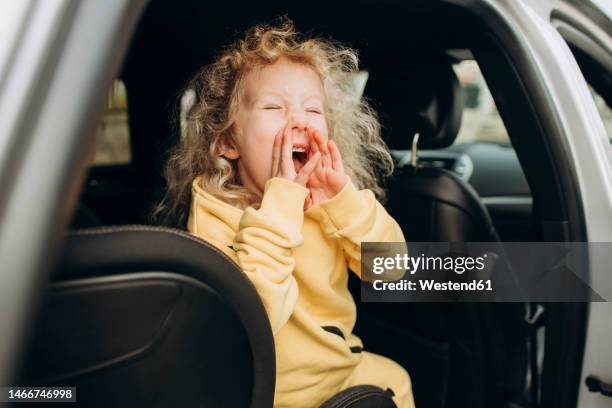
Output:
20 225 400 407
365 54 499 242
349 56 528 408
19 225 276 408
319 385 397 408
387 165 500 242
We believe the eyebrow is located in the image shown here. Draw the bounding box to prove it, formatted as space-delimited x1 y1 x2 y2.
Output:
254 93 283 103
253 93 324 106
303 94 324 103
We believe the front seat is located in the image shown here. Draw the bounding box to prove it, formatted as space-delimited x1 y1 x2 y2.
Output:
366 55 498 242
18 225 276 408
19 225 402 407
349 55 528 408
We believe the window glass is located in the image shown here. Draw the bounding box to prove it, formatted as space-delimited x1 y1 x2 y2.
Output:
588 85 612 140
91 79 132 165
352 70 369 99
452 60 510 145
556 24 612 141
179 88 196 139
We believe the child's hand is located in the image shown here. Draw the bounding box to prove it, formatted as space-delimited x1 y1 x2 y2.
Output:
306 128 348 206
271 124 321 188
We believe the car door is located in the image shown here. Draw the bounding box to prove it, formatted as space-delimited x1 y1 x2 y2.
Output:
0 0 146 390
552 1 612 406
451 1 612 407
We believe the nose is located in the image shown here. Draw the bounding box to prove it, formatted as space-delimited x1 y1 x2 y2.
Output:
286 110 308 132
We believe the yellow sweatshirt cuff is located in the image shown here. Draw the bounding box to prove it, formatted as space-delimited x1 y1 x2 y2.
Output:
316 177 368 231
261 177 309 215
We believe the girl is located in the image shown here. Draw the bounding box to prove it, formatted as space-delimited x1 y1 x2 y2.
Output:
152 18 415 408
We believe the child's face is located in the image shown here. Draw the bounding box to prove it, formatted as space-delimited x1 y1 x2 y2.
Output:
226 58 329 200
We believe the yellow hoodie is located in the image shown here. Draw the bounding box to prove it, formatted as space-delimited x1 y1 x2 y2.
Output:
187 176 414 408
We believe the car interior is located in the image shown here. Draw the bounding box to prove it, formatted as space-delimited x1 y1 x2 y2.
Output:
14 0 600 407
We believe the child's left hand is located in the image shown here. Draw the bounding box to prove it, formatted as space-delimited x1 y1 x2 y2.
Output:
305 127 348 209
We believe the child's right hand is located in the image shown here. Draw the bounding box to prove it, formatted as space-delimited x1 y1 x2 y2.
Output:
271 124 321 189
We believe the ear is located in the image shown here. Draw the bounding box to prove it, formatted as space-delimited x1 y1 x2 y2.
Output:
219 135 240 160
222 147 240 160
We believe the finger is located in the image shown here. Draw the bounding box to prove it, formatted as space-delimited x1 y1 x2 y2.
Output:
312 129 331 168
280 126 294 176
295 151 320 185
328 140 344 173
307 128 323 171
304 195 313 211
271 124 285 176
308 128 320 155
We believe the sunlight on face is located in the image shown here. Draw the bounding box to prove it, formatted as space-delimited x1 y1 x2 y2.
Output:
227 58 329 200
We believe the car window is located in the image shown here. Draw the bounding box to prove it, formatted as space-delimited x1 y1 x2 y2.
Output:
554 19 612 141
90 79 132 165
452 60 510 145
352 70 369 99
588 85 612 140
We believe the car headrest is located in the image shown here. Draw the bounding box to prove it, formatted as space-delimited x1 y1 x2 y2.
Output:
364 55 463 150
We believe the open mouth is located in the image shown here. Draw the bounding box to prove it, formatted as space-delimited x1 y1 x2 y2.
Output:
292 145 310 173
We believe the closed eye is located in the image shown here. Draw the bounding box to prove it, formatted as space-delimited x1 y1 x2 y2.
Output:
306 108 322 114
263 105 282 110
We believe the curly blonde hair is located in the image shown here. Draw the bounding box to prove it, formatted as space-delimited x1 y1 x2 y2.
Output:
150 17 394 228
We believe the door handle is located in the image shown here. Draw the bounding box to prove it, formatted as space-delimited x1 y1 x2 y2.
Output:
586 375 612 398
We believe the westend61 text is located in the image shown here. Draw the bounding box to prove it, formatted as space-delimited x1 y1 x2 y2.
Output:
372 279 493 292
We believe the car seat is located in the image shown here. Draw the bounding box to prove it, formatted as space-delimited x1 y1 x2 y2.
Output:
351 54 529 408
19 225 401 407
369 54 499 243
319 385 397 407
18 226 276 407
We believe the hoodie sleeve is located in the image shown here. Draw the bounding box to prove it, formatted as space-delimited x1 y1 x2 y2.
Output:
310 177 407 282
231 177 310 334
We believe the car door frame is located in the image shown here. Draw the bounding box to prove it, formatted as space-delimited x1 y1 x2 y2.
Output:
553 2 612 407
447 1 612 408
0 0 147 388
